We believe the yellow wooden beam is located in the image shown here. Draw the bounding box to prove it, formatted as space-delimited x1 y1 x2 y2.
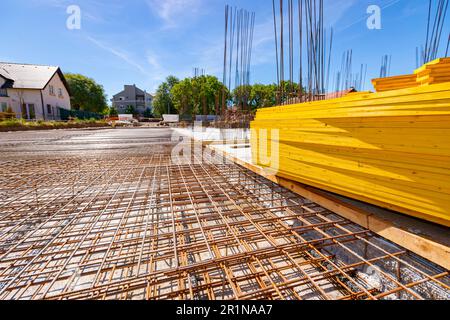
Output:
252 77 450 227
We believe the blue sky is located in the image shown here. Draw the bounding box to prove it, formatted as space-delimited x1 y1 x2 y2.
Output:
1 0 448 100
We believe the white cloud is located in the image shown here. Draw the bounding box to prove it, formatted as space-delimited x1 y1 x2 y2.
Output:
86 36 149 75
146 53 162 70
86 37 171 92
145 52 170 84
146 0 203 28
325 0 359 27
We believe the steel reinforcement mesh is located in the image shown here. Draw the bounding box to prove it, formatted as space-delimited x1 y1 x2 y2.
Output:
0 129 449 300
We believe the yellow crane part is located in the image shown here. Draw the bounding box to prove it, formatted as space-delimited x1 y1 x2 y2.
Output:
251 61 450 227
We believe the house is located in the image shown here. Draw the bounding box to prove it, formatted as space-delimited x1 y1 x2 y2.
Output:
0 62 71 120
111 85 153 115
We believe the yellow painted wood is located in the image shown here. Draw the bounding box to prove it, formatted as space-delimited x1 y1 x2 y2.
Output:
351 59 450 92
251 61 450 227
372 74 418 92
414 57 450 74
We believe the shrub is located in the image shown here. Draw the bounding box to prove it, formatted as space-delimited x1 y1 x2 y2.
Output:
109 107 118 117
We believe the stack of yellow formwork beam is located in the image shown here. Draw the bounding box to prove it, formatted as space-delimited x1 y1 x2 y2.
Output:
251 59 450 227
372 57 450 92
372 74 418 92
415 57 450 86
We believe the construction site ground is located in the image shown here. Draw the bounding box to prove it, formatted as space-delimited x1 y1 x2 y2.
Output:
0 127 449 300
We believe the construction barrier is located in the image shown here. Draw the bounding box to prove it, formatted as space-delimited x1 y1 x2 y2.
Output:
251 59 450 227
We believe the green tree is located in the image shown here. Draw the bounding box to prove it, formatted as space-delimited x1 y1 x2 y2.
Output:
250 84 277 109
153 76 180 116
65 73 108 113
232 85 252 109
108 107 118 117
232 84 278 110
143 108 153 118
278 81 302 104
171 75 228 116
125 105 136 115
171 78 194 115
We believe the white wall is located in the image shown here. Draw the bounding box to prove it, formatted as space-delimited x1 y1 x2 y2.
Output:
9 89 44 119
42 73 71 120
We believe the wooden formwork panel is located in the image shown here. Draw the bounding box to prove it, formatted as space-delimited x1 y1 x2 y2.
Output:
251 79 450 227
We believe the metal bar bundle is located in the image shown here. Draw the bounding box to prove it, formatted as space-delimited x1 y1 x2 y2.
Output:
222 5 256 113
272 0 333 104
251 60 450 227
422 0 449 64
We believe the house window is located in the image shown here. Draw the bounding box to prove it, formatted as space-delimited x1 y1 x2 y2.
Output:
47 105 52 114
1 102 7 112
58 88 63 97
0 89 7 97
49 85 55 95
21 104 36 120
29 104 35 119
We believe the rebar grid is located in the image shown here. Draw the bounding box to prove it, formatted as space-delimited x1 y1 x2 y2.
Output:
0 130 449 300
